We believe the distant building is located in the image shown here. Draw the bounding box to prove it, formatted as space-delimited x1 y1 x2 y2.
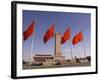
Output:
33 54 54 63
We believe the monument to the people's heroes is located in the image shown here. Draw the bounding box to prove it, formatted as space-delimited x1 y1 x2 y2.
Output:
54 32 65 61
32 32 65 64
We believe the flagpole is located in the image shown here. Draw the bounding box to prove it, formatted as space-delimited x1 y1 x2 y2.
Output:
30 34 34 65
82 41 87 58
54 20 56 68
53 20 55 67
81 31 86 58
69 38 73 59
30 22 35 66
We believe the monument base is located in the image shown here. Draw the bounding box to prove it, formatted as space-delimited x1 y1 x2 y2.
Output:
54 56 65 61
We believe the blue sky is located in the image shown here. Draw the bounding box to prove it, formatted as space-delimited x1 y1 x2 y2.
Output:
22 10 91 61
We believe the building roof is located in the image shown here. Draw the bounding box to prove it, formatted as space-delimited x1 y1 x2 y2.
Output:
35 54 52 56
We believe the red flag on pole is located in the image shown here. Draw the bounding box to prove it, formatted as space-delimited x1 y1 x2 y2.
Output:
43 24 54 43
72 31 83 45
23 21 35 41
61 27 71 44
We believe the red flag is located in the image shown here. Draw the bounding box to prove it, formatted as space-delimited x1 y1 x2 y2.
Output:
61 27 71 44
72 31 83 45
23 21 35 41
43 24 54 43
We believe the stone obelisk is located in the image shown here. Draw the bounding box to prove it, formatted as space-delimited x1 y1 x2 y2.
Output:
54 32 65 61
